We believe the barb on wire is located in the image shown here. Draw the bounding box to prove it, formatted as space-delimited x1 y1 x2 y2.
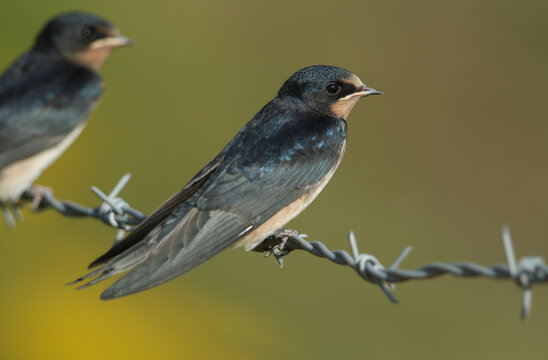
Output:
19 174 146 242
257 227 548 319
14 174 548 318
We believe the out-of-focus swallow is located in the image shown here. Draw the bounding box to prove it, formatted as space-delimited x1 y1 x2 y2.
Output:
72 65 381 299
0 12 133 226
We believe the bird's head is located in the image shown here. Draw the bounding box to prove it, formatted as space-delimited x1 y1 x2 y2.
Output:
34 12 134 71
278 65 381 120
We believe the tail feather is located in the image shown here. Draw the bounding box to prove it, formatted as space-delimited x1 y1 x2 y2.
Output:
1 204 16 230
66 265 105 286
68 234 158 291
76 269 117 290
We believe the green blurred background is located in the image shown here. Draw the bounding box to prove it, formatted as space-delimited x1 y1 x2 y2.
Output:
1 0 548 359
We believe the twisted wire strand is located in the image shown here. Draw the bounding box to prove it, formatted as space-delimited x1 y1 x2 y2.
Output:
18 174 146 241
16 174 548 318
273 229 547 318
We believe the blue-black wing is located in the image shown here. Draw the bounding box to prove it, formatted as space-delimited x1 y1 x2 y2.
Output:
0 51 102 169
78 102 347 299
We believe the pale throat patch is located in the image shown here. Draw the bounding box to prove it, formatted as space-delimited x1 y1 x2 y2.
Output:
330 96 362 120
72 46 114 71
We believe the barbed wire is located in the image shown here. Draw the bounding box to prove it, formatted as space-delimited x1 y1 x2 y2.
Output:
17 173 146 243
15 174 548 318
257 227 548 319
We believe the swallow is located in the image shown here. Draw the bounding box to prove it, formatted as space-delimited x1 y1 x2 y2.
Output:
0 12 133 227
72 65 382 299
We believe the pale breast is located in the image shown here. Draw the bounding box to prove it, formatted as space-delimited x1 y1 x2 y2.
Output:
0 123 86 202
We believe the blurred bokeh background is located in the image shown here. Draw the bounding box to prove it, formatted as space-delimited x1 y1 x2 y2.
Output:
1 0 548 359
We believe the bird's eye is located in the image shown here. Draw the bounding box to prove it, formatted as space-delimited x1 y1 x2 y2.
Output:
82 27 93 38
325 82 341 95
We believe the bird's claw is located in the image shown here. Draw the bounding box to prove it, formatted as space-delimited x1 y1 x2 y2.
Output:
27 185 53 211
18 184 53 211
254 228 301 268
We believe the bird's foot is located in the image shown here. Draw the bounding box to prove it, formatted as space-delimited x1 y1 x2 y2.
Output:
1 185 52 228
26 185 53 211
253 228 302 268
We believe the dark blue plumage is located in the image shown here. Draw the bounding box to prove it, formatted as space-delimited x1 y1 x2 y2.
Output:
73 65 381 299
0 52 102 170
0 12 132 220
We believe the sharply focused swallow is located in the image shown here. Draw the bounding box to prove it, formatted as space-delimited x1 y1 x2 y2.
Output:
0 12 132 226
72 65 381 299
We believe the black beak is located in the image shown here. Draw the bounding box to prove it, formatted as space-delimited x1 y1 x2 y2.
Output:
359 85 383 96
